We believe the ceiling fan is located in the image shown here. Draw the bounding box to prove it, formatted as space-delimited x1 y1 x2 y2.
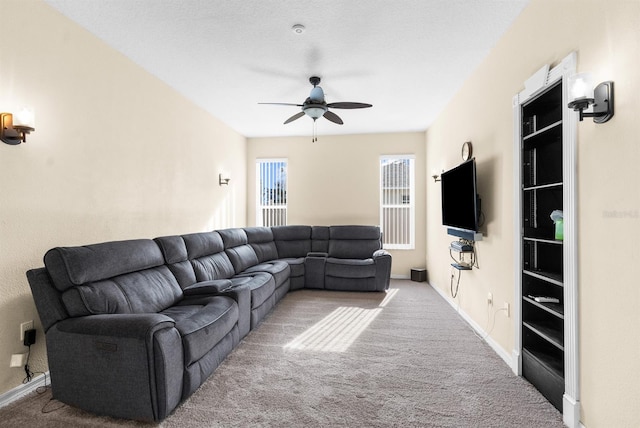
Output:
259 76 372 141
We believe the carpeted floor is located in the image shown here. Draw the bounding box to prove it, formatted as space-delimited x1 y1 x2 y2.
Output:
0 280 564 427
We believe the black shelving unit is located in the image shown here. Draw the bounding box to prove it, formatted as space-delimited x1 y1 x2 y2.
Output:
520 80 565 411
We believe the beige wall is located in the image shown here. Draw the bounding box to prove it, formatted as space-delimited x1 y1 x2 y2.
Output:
247 133 426 277
0 1 246 395
2 0 638 426
425 0 640 426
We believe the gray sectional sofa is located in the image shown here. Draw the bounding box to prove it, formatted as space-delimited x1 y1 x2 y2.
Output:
26 225 391 421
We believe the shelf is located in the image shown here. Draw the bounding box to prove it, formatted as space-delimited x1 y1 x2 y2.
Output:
524 321 564 350
451 263 472 271
523 237 563 245
522 348 564 379
521 349 564 412
523 182 562 191
522 119 562 141
523 269 563 287
523 296 564 318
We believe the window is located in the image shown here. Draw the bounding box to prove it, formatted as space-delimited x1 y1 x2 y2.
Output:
380 155 415 249
256 159 287 226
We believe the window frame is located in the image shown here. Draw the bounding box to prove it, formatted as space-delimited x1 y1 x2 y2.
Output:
379 155 415 250
255 158 288 227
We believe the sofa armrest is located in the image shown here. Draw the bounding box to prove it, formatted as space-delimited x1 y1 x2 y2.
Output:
373 250 392 291
47 314 182 421
183 279 233 296
307 252 328 258
304 253 327 289
55 313 174 338
373 249 391 259
218 282 251 339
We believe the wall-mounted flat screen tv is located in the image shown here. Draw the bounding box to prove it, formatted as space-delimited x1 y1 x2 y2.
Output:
441 158 480 232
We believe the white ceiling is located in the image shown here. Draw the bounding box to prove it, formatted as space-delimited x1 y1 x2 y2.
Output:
44 0 529 139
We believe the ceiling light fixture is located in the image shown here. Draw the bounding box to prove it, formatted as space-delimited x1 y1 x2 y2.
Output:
291 24 305 35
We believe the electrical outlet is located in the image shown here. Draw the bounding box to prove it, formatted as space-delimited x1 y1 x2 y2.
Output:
504 302 510 317
487 292 493 306
10 353 27 368
20 320 33 342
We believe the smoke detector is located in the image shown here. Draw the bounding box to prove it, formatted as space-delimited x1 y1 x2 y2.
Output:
292 24 305 35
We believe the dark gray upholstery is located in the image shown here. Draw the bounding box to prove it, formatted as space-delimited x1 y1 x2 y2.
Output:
44 239 164 291
272 225 312 257
26 225 391 422
245 227 279 262
311 226 330 252
324 226 391 292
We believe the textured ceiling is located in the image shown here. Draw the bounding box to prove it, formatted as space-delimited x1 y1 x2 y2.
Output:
44 0 529 138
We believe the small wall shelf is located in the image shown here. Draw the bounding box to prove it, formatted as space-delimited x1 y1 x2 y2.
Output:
446 228 483 241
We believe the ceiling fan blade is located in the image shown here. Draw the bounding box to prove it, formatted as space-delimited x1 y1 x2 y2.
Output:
326 102 372 109
323 110 344 125
284 111 305 124
258 102 303 107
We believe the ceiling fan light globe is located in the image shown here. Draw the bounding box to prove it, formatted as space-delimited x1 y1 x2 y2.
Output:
309 86 324 102
305 106 326 119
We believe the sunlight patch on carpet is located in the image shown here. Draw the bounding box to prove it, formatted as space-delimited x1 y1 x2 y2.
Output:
284 288 399 352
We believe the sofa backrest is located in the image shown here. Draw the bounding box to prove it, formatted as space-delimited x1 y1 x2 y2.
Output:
311 226 330 253
154 235 197 288
44 239 183 317
217 228 259 274
181 232 236 282
271 225 312 258
245 227 278 262
327 225 382 259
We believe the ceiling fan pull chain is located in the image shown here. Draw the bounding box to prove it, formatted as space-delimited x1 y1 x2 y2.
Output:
312 120 317 142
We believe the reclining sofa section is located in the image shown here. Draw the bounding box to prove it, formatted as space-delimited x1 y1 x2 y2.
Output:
26 225 391 421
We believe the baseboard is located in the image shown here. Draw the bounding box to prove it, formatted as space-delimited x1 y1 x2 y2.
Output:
563 393 582 428
0 372 49 409
391 274 410 280
428 282 517 372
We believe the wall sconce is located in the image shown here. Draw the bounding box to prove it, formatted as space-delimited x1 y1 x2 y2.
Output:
219 173 230 186
567 73 614 123
1 108 35 145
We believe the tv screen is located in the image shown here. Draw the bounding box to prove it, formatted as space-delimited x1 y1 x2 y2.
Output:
441 158 479 232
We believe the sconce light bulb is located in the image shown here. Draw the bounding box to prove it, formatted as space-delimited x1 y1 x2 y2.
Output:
569 72 594 101
14 107 35 129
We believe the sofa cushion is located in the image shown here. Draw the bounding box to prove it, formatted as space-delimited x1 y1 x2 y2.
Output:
325 258 377 278
155 236 197 288
311 226 329 253
229 273 275 310
218 228 248 249
154 235 188 264
161 295 238 366
182 232 225 259
272 225 312 258
61 265 183 316
225 244 260 274
191 252 236 282
279 257 305 277
240 260 290 288
44 239 164 291
245 227 278 262
327 226 382 259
